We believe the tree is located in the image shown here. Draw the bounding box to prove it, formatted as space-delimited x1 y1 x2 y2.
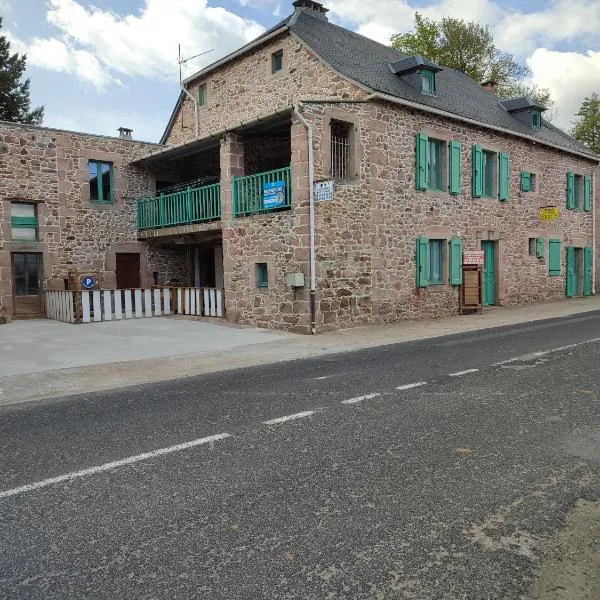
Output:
390 13 552 109
571 93 600 155
0 17 43 125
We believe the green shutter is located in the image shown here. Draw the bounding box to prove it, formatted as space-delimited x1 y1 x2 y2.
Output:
566 171 575 209
520 171 531 192
584 175 593 212
536 237 545 259
584 247 593 296
548 240 561 276
472 145 483 197
416 237 429 287
448 141 462 195
498 152 510 201
415 133 428 190
566 246 575 297
448 238 463 285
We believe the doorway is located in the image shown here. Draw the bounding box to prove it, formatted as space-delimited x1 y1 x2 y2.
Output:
116 253 141 289
566 246 591 297
12 252 43 316
481 241 497 306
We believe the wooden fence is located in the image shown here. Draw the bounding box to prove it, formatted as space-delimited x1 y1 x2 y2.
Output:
45 288 224 324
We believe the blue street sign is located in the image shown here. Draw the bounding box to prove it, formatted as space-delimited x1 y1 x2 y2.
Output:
263 180 286 209
82 277 95 290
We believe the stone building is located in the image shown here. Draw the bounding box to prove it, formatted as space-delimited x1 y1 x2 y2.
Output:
1 0 598 331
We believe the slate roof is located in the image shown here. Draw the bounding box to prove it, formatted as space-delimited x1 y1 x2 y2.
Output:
389 55 442 74
499 96 547 112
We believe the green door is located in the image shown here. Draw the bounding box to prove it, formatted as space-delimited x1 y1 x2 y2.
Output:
566 246 578 297
482 241 496 306
584 247 593 296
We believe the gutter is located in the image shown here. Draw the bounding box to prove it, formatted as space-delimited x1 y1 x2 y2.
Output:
294 102 317 335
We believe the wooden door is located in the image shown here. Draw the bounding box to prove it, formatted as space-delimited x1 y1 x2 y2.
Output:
116 253 141 289
12 252 43 316
481 241 496 306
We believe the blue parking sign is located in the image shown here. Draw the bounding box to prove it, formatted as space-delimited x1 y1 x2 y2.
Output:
263 181 286 209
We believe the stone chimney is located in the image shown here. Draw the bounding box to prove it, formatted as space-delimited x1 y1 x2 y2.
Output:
292 0 329 20
118 127 133 139
481 80 498 94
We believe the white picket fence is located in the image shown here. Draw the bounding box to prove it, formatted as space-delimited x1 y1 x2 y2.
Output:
45 287 224 324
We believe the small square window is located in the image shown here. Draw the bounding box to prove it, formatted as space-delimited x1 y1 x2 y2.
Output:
89 160 114 203
11 202 38 241
428 239 444 284
532 111 541 129
530 173 537 191
427 139 445 191
482 150 496 198
271 50 283 74
528 238 537 256
256 263 268 288
198 84 207 107
421 70 436 95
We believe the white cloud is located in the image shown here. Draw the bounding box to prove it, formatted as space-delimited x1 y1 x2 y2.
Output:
528 49 600 130
9 0 265 89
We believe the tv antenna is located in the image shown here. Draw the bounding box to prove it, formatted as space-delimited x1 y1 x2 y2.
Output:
178 45 214 84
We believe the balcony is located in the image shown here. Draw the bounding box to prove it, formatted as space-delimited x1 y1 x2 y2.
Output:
233 166 292 218
137 182 221 230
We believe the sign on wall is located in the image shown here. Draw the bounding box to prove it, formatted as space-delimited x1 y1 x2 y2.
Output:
314 180 334 202
463 251 485 266
82 276 96 290
263 180 286 209
539 207 559 221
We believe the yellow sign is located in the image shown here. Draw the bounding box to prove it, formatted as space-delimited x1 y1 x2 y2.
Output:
540 207 559 221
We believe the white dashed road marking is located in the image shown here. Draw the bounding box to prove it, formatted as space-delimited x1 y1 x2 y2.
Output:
341 393 381 405
0 433 231 500
396 381 428 391
448 368 480 377
493 337 600 366
262 411 316 425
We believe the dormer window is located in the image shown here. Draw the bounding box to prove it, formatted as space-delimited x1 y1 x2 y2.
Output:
421 70 436 95
500 96 547 130
532 110 541 130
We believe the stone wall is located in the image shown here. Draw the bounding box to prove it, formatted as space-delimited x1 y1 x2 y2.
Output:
0 122 184 317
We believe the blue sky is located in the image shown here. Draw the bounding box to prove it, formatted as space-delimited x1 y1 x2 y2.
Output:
4 0 600 142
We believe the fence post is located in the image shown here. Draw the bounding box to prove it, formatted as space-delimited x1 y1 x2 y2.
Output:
186 186 193 224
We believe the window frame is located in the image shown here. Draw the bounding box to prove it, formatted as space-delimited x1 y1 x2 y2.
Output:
198 84 207 107
10 202 38 241
88 160 115 204
573 174 583 209
427 138 445 192
428 239 445 285
482 150 496 198
330 119 353 182
271 50 283 74
256 263 268 288
421 69 436 95
532 110 541 130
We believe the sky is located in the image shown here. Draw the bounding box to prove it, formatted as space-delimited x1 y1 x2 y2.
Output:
4 0 600 143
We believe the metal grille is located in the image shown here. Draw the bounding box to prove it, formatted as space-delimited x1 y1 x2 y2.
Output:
331 121 350 180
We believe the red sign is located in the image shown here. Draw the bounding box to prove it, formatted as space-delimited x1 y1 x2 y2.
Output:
463 251 485 266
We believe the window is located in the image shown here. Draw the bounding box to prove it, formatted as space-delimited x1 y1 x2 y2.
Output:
89 160 114 203
567 172 592 211
428 239 444 284
256 263 268 288
10 202 37 241
574 174 582 208
331 120 351 180
528 238 537 256
532 111 541 129
421 69 436 95
427 139 445 191
482 150 495 198
521 171 536 192
271 50 283 74
473 146 509 200
198 84 207 107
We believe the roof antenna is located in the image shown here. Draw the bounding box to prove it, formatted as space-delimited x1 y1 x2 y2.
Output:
177 44 214 140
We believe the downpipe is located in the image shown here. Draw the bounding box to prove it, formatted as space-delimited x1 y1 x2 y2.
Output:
294 103 317 334
181 84 199 139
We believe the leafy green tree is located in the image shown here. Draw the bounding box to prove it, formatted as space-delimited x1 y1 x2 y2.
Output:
571 93 600 154
391 13 552 109
0 17 43 125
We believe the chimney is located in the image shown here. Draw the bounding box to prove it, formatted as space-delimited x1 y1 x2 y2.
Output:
118 127 133 139
481 80 497 94
292 0 329 20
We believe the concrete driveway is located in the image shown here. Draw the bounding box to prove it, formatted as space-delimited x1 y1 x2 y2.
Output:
0 317 292 377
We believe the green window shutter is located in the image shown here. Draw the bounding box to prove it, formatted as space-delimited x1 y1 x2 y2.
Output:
584 247 593 296
566 171 575 209
548 240 561 276
498 152 510 201
520 171 531 192
472 145 483 197
448 141 462 195
536 237 545 259
416 237 429 287
584 175 593 211
448 238 463 285
415 133 428 190
566 246 575 297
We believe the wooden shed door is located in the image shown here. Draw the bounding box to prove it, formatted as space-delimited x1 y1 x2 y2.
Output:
12 252 43 316
116 253 141 289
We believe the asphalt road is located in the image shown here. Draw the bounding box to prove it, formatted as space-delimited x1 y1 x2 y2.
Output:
1 312 600 599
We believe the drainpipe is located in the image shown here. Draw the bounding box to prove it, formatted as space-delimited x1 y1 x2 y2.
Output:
594 170 597 294
181 84 199 139
294 102 317 334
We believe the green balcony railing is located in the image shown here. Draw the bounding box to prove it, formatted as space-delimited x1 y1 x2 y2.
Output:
137 183 221 230
233 166 292 217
